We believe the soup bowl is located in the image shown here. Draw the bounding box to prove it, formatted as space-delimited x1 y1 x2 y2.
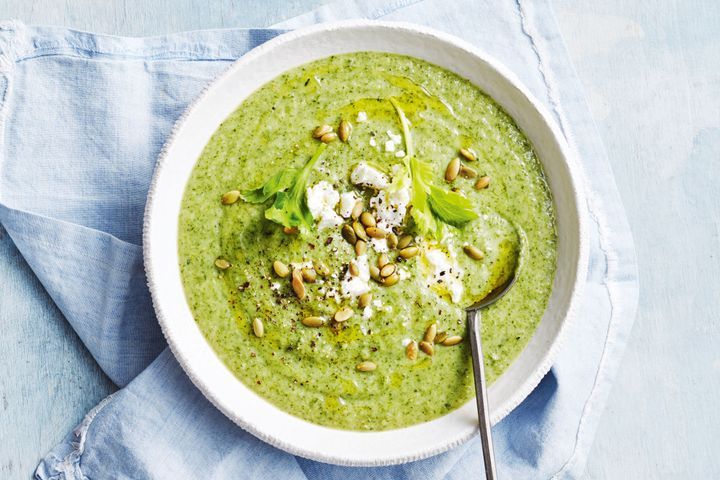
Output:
143 20 588 466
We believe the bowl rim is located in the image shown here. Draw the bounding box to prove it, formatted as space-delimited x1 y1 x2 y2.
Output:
143 19 588 466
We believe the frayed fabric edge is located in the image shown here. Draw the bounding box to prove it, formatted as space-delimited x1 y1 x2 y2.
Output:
35 392 119 480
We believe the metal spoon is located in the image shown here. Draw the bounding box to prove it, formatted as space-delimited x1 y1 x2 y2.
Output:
467 273 518 480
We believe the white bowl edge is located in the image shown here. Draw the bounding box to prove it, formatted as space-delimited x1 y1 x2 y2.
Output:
143 20 589 467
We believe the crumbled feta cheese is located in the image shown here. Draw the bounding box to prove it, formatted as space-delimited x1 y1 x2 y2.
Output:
356 111 368 123
340 254 371 298
369 136 377 147
395 150 406 158
307 181 343 230
338 191 360 218
384 140 396 152
362 306 373 319
402 338 412 347
397 267 410 280
422 248 464 303
370 187 410 231
387 130 402 144
351 162 389 189
270 282 281 291
369 237 388 253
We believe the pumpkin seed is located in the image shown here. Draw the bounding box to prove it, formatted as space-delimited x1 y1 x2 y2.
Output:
334 307 354 322
252 318 264 338
419 340 434 356
387 233 398 249
397 235 413 249
381 273 400 286
302 316 325 328
356 361 377 372
460 165 478 178
435 331 448 344
272 260 290 278
338 120 352 142
320 132 338 143
423 323 437 343
221 190 240 205
442 335 463 346
380 263 396 278
342 224 357 244
360 211 376 228
358 292 372 308
351 201 364 220
312 124 333 138
301 267 317 283
406 340 418 360
313 260 331 276
475 175 491 190
369 265 381 280
283 226 298 235
352 221 368 241
445 157 461 182
399 246 419 259
377 253 389 268
355 239 367 256
365 226 387 239
291 269 305 300
349 262 360 277
463 244 484 260
459 147 477 162
215 258 231 270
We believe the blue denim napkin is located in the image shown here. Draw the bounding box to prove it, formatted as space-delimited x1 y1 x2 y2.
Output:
0 0 638 478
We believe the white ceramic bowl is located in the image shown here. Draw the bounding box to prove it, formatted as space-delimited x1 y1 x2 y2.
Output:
144 20 588 466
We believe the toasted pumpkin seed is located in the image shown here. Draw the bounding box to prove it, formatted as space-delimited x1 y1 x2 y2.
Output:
445 157 461 182
380 263 396 278
360 211 376 228
460 165 478 178
301 267 317 283
221 190 240 205
272 260 290 278
387 233 398 249
313 260 331 276
406 340 418 360
320 132 338 143
365 226 387 239
435 331 448 344
252 318 264 338
215 258 231 270
419 340 434 356
369 265 381 280
475 175 491 190
302 316 325 328
355 239 367 256
397 235 413 249
381 273 400 286
351 201 364 220
356 361 377 372
463 244 484 260
377 253 389 268
334 307 354 322
442 335 463 346
399 246 419 259
312 124 333 138
283 226 298 235
291 269 305 300
424 323 437 343
338 119 353 142
358 292 372 308
459 147 477 161
352 221 368 241
342 224 357 244
349 262 360 277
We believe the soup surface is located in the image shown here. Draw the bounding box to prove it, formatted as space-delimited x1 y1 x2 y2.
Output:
178 52 556 430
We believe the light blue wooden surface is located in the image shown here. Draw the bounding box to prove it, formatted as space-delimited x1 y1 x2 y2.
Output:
0 0 717 478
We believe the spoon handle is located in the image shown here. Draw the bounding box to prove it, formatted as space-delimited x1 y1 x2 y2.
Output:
468 309 498 480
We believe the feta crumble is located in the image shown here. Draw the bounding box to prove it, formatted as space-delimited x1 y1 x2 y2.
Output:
356 111 368 123
350 162 389 189
340 254 371 298
422 248 464 303
338 191 360 218
384 140 396 152
306 181 343 230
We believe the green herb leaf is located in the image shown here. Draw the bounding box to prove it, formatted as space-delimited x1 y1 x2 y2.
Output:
264 144 327 229
241 168 298 203
428 185 478 227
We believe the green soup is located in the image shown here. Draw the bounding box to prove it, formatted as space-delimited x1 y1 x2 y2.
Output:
178 52 556 431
